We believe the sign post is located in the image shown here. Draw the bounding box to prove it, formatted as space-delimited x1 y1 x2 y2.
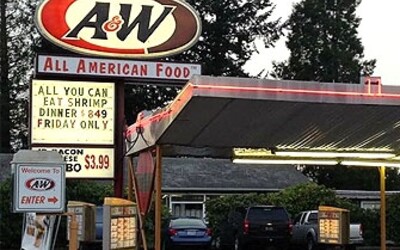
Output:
11 150 66 213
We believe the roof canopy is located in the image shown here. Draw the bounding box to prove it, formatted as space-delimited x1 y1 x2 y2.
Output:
125 75 400 159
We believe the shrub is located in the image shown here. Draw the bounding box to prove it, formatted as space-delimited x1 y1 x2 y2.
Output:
204 183 368 245
205 193 271 240
0 178 23 249
387 193 400 245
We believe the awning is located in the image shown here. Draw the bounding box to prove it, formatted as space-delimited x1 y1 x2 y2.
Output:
125 75 400 158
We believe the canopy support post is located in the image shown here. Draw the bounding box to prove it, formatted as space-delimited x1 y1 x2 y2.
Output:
155 145 163 250
380 166 386 250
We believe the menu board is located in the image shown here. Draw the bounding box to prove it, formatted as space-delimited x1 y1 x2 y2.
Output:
319 211 340 243
67 201 96 242
103 198 137 250
318 206 350 245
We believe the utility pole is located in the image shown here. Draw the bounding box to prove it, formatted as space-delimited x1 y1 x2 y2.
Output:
0 0 11 153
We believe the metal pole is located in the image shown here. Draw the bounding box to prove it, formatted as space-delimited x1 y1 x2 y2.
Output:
128 157 133 201
155 145 162 250
380 166 386 250
114 81 125 197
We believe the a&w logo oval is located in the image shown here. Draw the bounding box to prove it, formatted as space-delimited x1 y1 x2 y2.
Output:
35 0 202 58
25 178 56 191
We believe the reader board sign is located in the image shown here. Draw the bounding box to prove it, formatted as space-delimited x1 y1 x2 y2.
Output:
32 147 115 178
13 164 65 213
36 54 202 83
31 79 115 145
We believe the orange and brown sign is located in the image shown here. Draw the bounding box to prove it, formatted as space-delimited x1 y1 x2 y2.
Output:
35 0 202 58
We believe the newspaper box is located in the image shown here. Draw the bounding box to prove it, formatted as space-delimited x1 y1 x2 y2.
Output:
318 206 350 245
67 201 96 242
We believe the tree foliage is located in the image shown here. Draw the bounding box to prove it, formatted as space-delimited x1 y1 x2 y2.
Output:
387 194 400 244
0 178 22 248
0 0 11 153
355 194 400 246
2 0 282 140
271 0 375 83
205 183 364 244
125 0 282 123
268 0 396 191
302 165 400 191
1 0 40 152
172 0 281 77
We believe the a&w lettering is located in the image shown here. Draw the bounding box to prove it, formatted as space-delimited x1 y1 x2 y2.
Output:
25 178 56 191
35 0 202 58
65 3 174 42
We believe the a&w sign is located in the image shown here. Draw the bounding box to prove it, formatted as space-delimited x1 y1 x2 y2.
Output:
35 0 202 58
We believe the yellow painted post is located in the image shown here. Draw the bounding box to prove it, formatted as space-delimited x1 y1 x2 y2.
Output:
68 213 79 250
155 146 162 250
380 166 387 250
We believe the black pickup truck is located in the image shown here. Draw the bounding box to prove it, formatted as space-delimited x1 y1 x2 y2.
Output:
215 205 293 250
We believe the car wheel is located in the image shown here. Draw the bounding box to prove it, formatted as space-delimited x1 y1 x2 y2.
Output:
307 236 316 250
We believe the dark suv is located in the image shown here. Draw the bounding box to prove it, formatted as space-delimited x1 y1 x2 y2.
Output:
235 205 292 250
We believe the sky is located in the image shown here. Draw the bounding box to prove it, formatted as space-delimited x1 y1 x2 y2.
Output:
243 0 400 85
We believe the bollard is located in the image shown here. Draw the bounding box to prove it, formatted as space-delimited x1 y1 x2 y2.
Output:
68 213 79 250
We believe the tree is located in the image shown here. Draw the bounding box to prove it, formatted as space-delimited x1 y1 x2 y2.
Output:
271 0 375 83
302 165 400 191
125 0 282 123
269 0 393 190
1 0 40 152
0 0 11 153
2 0 283 143
173 0 281 76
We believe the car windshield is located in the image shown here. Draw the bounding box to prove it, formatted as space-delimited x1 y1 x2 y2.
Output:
170 218 206 228
247 207 288 221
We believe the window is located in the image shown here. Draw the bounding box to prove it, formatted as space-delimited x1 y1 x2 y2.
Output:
308 212 318 224
247 207 289 221
361 201 380 210
294 213 303 225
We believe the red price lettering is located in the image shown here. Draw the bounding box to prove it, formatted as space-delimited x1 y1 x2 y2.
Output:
84 154 110 169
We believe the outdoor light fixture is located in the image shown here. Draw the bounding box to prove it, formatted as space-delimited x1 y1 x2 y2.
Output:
232 158 338 166
273 150 396 159
233 148 397 159
341 160 400 168
232 147 400 167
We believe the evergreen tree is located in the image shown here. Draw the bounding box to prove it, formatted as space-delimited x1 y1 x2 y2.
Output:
1 0 40 152
1 0 282 146
125 0 282 123
173 0 281 76
0 0 11 153
271 0 375 83
269 0 398 191
301 165 400 191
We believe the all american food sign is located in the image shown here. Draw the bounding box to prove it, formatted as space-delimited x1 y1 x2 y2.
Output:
35 0 202 58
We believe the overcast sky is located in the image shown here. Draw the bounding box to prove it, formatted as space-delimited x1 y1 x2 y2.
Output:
244 0 400 85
